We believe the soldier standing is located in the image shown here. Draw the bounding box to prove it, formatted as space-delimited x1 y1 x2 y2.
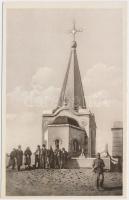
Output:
41 144 47 169
16 145 23 171
57 149 61 169
60 148 68 169
46 148 50 169
54 149 57 168
92 152 105 190
24 147 32 170
7 148 16 170
54 147 60 169
34 145 41 169
49 146 54 169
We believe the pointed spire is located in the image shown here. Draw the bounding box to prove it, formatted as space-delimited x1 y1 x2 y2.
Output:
57 23 86 111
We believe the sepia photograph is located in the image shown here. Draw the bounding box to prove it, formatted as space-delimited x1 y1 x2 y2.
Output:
1 1 127 197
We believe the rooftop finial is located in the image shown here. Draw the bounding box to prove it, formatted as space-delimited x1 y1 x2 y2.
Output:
69 20 83 42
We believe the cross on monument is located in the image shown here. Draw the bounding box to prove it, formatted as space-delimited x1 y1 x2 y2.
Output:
69 21 83 41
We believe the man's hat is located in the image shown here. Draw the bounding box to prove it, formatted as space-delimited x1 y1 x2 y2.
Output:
42 144 46 147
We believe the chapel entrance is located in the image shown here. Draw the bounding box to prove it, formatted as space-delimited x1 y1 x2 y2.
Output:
55 139 60 149
73 139 79 152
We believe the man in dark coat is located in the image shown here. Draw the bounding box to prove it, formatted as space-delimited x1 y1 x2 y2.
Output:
49 146 54 169
92 152 105 190
34 145 41 169
46 148 50 169
41 144 47 169
54 147 61 169
57 149 62 169
24 147 32 169
54 148 58 169
7 148 16 170
60 148 68 169
46 146 54 169
16 145 23 171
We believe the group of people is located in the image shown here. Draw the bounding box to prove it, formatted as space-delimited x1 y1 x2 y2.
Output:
34 144 68 169
7 144 68 171
7 146 105 190
7 145 24 171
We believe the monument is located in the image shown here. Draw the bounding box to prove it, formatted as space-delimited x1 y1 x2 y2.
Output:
42 23 96 158
111 121 123 158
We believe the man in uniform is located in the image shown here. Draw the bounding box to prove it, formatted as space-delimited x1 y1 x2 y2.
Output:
57 148 61 169
92 152 105 190
49 146 54 169
60 148 68 169
16 145 23 171
46 146 54 169
34 145 41 169
54 147 58 169
7 148 17 170
41 144 47 169
54 147 61 169
46 148 50 169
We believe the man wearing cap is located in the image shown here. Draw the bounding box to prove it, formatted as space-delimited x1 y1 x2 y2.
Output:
92 152 105 190
34 145 41 168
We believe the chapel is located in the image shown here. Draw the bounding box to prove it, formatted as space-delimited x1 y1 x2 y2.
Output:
42 23 96 157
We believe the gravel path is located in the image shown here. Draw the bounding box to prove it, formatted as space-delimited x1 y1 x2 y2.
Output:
6 169 122 196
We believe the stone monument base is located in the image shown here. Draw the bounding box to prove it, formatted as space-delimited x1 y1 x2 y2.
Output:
66 157 111 170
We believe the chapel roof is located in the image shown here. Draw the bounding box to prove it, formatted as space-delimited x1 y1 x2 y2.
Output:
51 116 80 127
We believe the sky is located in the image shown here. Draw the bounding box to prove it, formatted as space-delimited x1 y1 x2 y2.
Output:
6 6 125 154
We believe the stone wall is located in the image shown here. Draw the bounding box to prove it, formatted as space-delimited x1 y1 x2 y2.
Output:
47 125 69 151
69 126 86 156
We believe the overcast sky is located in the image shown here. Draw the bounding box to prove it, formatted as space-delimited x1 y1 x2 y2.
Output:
6 6 125 153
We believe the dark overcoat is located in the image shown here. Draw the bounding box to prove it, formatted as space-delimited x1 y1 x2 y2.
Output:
24 149 32 166
16 149 23 167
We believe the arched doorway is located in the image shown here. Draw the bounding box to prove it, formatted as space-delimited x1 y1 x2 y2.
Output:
55 139 59 149
73 139 79 152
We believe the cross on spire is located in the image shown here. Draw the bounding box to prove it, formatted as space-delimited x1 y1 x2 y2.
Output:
57 21 86 110
69 21 83 41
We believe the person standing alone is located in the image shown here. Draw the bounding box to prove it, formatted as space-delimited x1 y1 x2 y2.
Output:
92 153 105 190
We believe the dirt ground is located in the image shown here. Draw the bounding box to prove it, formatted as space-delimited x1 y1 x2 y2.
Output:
6 169 122 196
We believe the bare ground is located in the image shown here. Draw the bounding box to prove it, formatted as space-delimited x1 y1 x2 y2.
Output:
6 169 122 196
